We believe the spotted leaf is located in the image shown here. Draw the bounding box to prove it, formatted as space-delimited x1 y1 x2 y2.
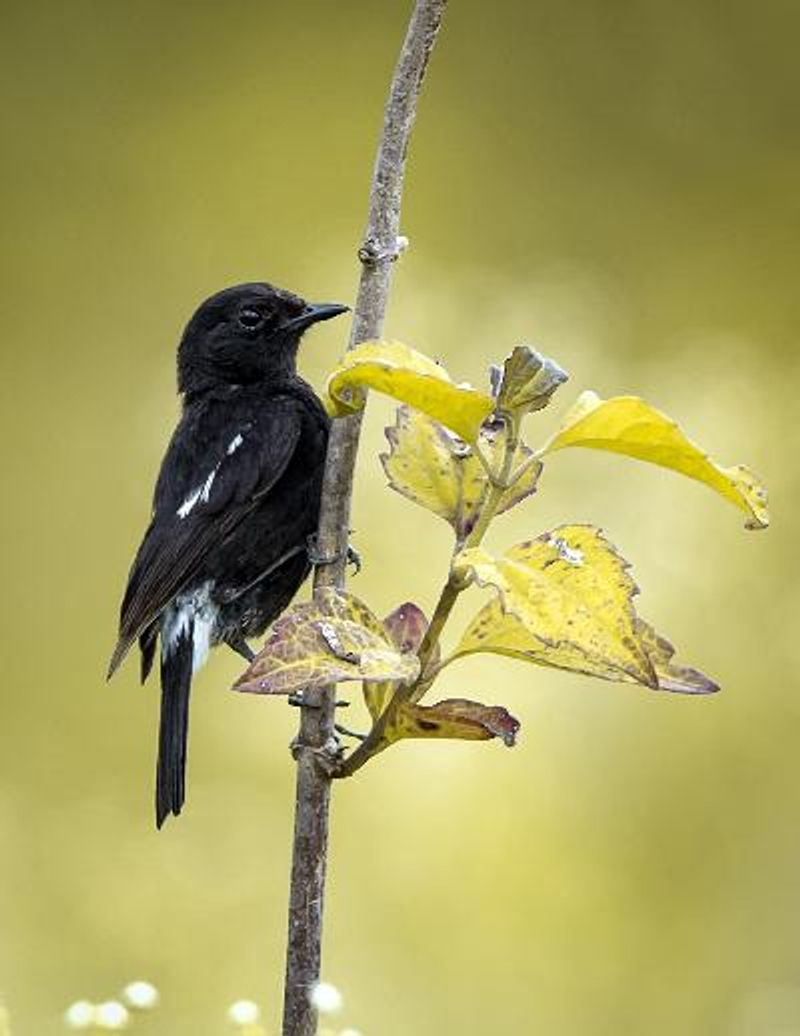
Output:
382 407 542 540
454 594 717 694
234 588 419 696
452 525 659 688
385 697 520 747
364 601 433 721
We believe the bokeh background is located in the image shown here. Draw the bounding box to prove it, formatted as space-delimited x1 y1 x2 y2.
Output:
2 2 798 1033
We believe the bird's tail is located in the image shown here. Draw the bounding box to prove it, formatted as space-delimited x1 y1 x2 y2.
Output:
156 622 193 829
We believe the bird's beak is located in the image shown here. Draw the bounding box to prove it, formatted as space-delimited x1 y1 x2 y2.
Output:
285 302 350 332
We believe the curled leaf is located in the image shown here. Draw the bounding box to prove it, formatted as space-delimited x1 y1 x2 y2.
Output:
388 698 520 747
234 588 419 696
541 391 769 530
491 346 569 414
382 407 542 539
326 340 495 443
452 525 659 688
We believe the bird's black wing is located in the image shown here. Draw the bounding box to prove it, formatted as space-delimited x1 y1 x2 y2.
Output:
107 395 304 677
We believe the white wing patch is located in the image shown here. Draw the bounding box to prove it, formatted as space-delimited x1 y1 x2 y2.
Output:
227 432 244 455
176 431 247 519
177 468 217 519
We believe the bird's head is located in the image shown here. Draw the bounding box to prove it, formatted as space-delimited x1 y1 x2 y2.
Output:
177 282 349 395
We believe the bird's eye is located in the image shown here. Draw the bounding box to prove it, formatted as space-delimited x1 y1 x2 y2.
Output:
238 308 264 330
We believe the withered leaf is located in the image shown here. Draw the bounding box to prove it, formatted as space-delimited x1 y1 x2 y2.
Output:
387 697 520 747
235 588 420 696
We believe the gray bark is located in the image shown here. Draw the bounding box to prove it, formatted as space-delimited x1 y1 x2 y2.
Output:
281 3 448 1034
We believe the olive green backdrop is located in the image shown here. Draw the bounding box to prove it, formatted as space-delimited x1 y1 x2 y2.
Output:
1 2 797 1033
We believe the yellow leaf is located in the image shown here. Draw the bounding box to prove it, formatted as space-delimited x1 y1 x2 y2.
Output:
453 525 658 687
234 588 419 696
385 698 520 747
455 596 718 694
382 407 541 539
541 391 769 530
326 340 495 444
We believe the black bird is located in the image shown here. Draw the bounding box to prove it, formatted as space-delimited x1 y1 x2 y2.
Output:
107 282 348 827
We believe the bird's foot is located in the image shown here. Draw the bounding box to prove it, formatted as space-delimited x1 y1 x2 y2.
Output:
346 545 362 575
306 534 362 574
226 635 256 664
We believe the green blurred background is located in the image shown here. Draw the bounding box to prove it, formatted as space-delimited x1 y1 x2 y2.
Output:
2 2 797 1033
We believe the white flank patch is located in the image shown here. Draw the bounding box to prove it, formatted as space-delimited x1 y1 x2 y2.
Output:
161 582 218 673
192 607 215 672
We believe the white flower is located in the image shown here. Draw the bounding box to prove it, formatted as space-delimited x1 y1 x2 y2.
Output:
94 1001 130 1029
309 982 343 1014
122 981 159 1010
339 1029 364 1036
64 1001 95 1029
227 1000 261 1025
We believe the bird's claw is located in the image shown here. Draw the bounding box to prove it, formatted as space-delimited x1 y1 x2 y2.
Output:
346 545 362 575
306 534 362 574
334 723 366 741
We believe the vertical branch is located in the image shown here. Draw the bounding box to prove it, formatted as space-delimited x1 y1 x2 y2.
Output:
281 3 448 1034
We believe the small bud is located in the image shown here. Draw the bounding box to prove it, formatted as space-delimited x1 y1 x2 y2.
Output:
122 981 159 1011
227 1000 261 1026
64 1001 95 1030
309 981 343 1014
94 1001 130 1029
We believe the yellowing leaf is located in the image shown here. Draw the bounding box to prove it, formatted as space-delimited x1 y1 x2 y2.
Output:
382 407 542 539
234 588 419 696
326 340 495 443
455 596 718 694
364 601 432 721
453 525 658 687
386 698 520 746
491 345 569 414
541 391 769 530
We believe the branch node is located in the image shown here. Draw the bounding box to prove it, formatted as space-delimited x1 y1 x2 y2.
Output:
357 234 409 265
289 734 344 775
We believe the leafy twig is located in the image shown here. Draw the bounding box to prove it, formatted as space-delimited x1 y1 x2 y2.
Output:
335 412 521 777
281 4 448 1034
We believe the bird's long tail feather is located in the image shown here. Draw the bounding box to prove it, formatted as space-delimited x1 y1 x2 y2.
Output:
156 623 193 828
